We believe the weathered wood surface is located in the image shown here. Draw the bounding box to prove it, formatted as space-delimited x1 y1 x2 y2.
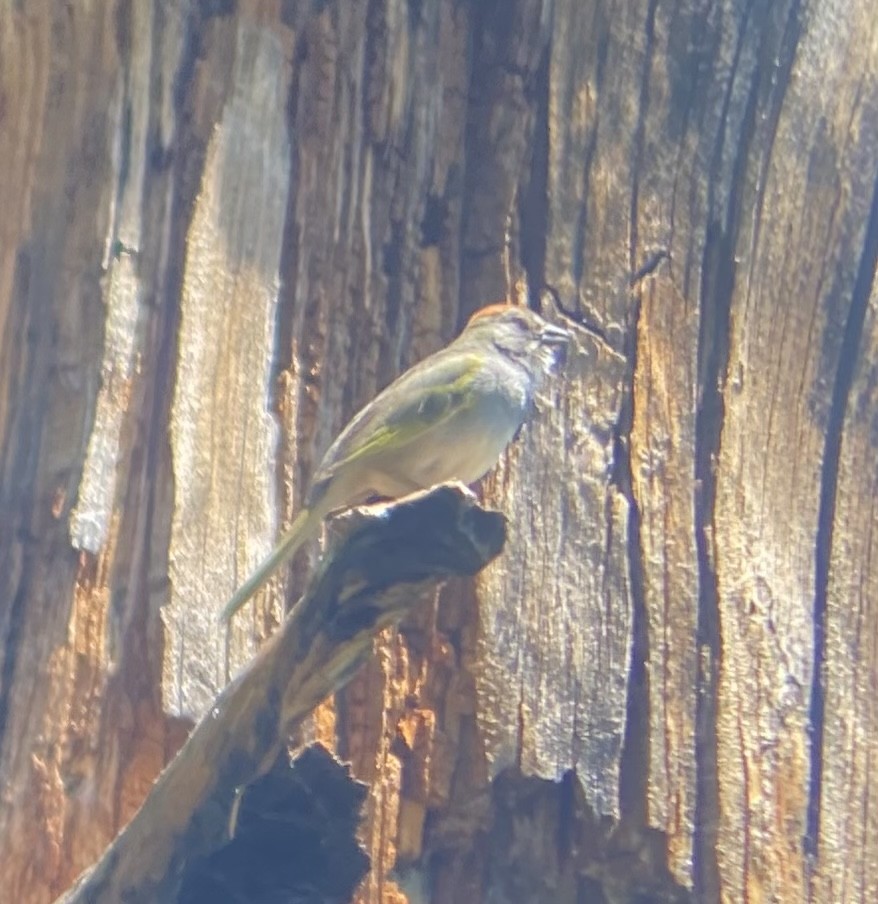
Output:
0 1 875 902
57 484 504 903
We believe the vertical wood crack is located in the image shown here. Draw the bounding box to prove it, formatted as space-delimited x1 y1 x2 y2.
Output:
805 170 878 871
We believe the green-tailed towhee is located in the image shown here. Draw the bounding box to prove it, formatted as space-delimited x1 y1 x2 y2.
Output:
220 302 570 623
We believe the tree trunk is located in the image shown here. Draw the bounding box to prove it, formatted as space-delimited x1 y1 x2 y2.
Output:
0 1 875 902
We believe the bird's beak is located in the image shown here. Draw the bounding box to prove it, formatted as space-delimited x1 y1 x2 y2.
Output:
539 323 571 347
538 322 571 368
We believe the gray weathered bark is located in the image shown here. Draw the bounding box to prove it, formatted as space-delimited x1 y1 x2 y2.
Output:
0 1 875 902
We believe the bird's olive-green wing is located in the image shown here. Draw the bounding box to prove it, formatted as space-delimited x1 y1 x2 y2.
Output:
312 351 484 485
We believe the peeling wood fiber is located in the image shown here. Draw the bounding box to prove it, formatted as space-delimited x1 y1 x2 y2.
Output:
0 1 876 903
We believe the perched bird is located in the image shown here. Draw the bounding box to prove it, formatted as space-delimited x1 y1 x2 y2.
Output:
220 302 570 623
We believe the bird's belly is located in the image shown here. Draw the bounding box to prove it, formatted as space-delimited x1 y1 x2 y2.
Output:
405 394 524 488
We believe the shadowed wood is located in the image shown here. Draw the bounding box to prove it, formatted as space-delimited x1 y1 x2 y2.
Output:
0 1 876 902
56 484 505 903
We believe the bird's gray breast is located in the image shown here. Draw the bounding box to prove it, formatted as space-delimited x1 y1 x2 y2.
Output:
417 365 531 486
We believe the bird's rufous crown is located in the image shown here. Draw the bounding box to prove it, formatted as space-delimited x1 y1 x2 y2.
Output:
466 302 516 325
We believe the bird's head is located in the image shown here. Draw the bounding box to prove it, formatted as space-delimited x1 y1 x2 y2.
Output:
462 302 570 373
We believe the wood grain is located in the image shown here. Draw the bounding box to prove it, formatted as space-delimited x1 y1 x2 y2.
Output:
0 1 875 902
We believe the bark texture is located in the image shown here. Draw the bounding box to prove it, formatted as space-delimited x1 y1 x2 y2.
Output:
58 484 504 903
0 1 876 902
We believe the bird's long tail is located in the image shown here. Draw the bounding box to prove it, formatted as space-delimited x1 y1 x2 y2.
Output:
219 506 322 623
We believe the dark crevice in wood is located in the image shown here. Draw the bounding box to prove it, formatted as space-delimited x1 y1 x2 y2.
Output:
0 253 47 751
421 192 451 248
269 30 309 620
571 1 608 297
270 28 307 414
178 744 369 903
382 217 406 342
483 769 692 903
0 562 32 752
692 175 744 904
616 293 651 826
197 0 237 19
275 22 326 614
629 249 671 289
461 242 507 261
103 0 221 827
571 121 599 295
692 223 728 904
616 0 658 832
458 0 548 323
519 35 550 305
0 158 106 756
112 1 135 259
117 7 200 662
740 0 804 308
692 0 802 893
105 8 152 697
628 0 659 275
364 0 388 147
690 5 760 889
805 169 878 865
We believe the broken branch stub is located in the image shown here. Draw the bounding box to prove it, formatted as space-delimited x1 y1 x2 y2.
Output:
57 483 506 904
